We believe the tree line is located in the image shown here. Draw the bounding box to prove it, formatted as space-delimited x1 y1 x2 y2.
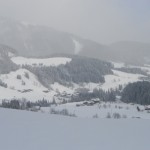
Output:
121 81 150 105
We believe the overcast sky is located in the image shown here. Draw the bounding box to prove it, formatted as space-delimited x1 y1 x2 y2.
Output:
0 0 150 44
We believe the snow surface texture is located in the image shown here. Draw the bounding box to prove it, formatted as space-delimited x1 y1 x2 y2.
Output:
0 108 149 150
11 57 72 67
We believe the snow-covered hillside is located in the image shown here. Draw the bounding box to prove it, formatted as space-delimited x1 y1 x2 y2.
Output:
0 64 147 102
11 57 72 67
0 69 56 102
101 70 145 91
0 69 46 91
0 108 149 150
66 69 144 92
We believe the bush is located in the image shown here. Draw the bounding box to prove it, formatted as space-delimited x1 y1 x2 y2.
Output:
0 79 7 88
16 75 21 80
24 72 29 79
106 112 111 118
50 108 76 117
113 113 121 119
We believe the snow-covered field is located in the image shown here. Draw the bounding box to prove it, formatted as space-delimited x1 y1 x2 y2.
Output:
41 101 150 119
0 108 149 150
101 70 144 91
11 56 72 67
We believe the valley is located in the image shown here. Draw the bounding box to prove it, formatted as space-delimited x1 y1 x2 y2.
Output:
1 1 150 149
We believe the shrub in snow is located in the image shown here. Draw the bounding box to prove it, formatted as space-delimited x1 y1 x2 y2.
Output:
60 109 69 116
24 72 29 79
118 106 123 109
106 112 111 118
103 104 107 109
22 80 26 85
16 74 21 80
50 108 76 117
113 113 121 119
0 79 7 88
39 63 43 66
93 114 99 118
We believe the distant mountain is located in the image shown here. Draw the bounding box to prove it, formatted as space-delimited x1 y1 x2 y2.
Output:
0 17 106 58
0 17 150 64
109 41 150 65
79 41 150 65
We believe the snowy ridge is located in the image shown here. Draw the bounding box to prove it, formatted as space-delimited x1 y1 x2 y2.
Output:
11 57 72 67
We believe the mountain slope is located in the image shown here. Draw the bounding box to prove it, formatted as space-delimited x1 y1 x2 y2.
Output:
79 41 150 65
0 17 150 65
0 17 105 57
109 41 150 64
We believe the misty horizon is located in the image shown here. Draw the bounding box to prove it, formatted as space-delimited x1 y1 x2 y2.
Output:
0 0 150 44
